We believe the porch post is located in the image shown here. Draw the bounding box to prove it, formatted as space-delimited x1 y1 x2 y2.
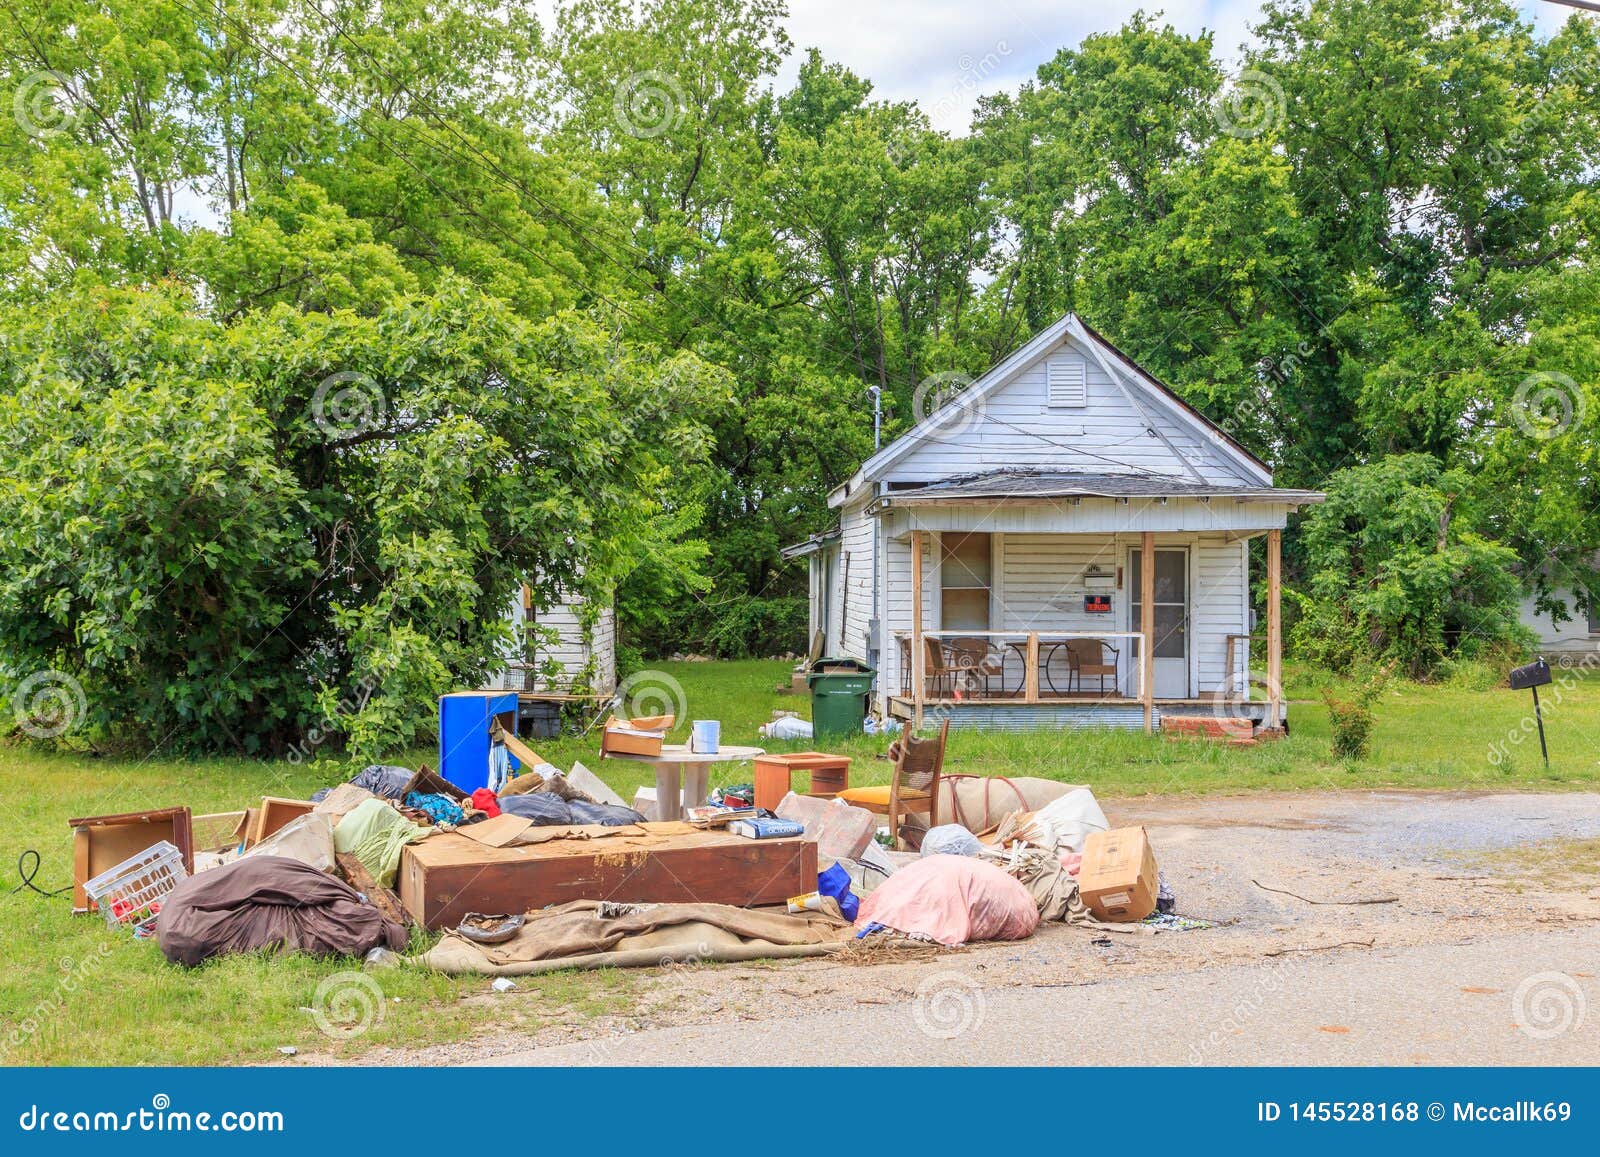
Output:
1141 530 1155 734
911 528 926 730
1024 632 1040 704
1267 528 1282 730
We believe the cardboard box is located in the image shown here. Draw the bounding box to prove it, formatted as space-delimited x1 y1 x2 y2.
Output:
251 797 316 847
600 715 666 757
1077 826 1158 922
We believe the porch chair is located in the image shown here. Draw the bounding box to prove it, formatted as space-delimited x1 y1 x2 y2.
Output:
920 637 960 698
837 719 949 849
946 636 1002 698
1065 637 1120 696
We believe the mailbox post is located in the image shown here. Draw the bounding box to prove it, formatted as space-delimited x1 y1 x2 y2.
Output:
1508 658 1553 768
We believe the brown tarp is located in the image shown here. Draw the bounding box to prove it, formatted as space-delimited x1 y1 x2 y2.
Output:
418 898 852 975
157 855 408 967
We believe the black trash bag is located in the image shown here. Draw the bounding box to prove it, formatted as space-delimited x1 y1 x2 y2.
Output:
566 799 646 826
497 792 574 825
347 764 415 799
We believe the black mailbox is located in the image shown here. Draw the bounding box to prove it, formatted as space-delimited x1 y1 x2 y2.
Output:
1509 658 1552 691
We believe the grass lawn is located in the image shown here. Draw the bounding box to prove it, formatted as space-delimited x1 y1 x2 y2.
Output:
3 658 1596 1064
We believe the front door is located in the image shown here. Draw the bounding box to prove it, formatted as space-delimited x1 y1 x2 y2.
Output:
1128 547 1190 699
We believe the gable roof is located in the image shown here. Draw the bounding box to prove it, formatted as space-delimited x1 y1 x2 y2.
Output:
829 314 1272 508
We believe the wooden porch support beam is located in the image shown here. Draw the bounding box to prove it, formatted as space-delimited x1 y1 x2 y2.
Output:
1141 531 1155 733
1267 528 1282 729
1024 632 1040 704
911 528 926 730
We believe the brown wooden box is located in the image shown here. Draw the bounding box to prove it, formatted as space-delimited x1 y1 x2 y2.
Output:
250 797 316 847
599 720 666 758
69 807 194 913
397 825 817 929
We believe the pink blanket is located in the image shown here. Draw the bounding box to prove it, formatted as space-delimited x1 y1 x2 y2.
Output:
855 855 1040 946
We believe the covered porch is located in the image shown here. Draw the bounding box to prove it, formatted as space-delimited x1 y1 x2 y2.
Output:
871 476 1311 734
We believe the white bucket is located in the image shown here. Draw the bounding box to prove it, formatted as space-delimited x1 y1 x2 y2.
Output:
690 719 721 754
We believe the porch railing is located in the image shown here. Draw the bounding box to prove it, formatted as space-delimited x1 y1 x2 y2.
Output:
893 630 1146 705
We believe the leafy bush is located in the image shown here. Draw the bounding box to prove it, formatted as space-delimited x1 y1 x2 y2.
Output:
1321 663 1394 760
0 282 725 757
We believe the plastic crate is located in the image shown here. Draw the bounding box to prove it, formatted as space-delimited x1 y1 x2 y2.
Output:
81 840 187 929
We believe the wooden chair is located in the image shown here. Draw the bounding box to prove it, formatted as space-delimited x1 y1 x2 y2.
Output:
837 719 949 848
1065 638 1119 695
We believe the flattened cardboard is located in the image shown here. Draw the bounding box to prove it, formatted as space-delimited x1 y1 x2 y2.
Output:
455 813 534 848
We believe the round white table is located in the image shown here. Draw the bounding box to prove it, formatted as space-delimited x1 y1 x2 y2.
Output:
602 743 765 820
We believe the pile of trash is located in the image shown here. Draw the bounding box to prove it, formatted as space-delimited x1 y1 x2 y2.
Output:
68 758 645 967
66 754 1202 978
782 780 1199 950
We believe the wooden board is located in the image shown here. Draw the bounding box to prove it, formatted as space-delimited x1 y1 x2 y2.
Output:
397 825 817 929
68 807 194 913
335 852 410 929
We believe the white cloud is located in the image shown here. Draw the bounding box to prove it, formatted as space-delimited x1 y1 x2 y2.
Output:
778 0 1571 135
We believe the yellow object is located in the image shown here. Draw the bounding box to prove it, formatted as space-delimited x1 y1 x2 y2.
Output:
836 785 894 805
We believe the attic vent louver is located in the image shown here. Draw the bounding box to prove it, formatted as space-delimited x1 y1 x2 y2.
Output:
1047 356 1087 407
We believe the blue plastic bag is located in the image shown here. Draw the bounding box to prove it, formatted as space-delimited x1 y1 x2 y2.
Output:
817 861 859 922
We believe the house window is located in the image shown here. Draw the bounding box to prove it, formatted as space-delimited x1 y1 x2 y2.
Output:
940 533 991 631
1047 356 1087 407
1588 603 1599 635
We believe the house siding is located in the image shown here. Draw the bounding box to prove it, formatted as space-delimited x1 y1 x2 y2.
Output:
838 502 876 660
880 342 1256 487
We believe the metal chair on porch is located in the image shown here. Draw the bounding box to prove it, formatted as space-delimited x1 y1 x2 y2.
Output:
1065 638 1120 696
837 719 949 849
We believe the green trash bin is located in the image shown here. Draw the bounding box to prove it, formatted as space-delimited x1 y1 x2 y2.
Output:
807 656 876 738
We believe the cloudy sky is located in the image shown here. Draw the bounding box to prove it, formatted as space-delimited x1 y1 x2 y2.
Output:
777 0 1576 134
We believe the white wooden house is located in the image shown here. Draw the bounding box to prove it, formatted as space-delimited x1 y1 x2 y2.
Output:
1518 555 1600 661
783 314 1323 733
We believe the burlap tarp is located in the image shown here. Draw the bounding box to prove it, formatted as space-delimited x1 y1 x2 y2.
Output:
418 898 853 975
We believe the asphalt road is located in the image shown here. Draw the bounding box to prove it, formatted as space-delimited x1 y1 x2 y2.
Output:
479 927 1597 1066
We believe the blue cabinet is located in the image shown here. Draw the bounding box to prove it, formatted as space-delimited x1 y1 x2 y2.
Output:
438 692 519 793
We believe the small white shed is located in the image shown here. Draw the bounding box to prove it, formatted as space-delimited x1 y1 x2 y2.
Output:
785 313 1323 733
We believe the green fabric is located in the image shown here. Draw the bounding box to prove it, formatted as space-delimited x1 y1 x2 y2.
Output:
333 799 429 888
